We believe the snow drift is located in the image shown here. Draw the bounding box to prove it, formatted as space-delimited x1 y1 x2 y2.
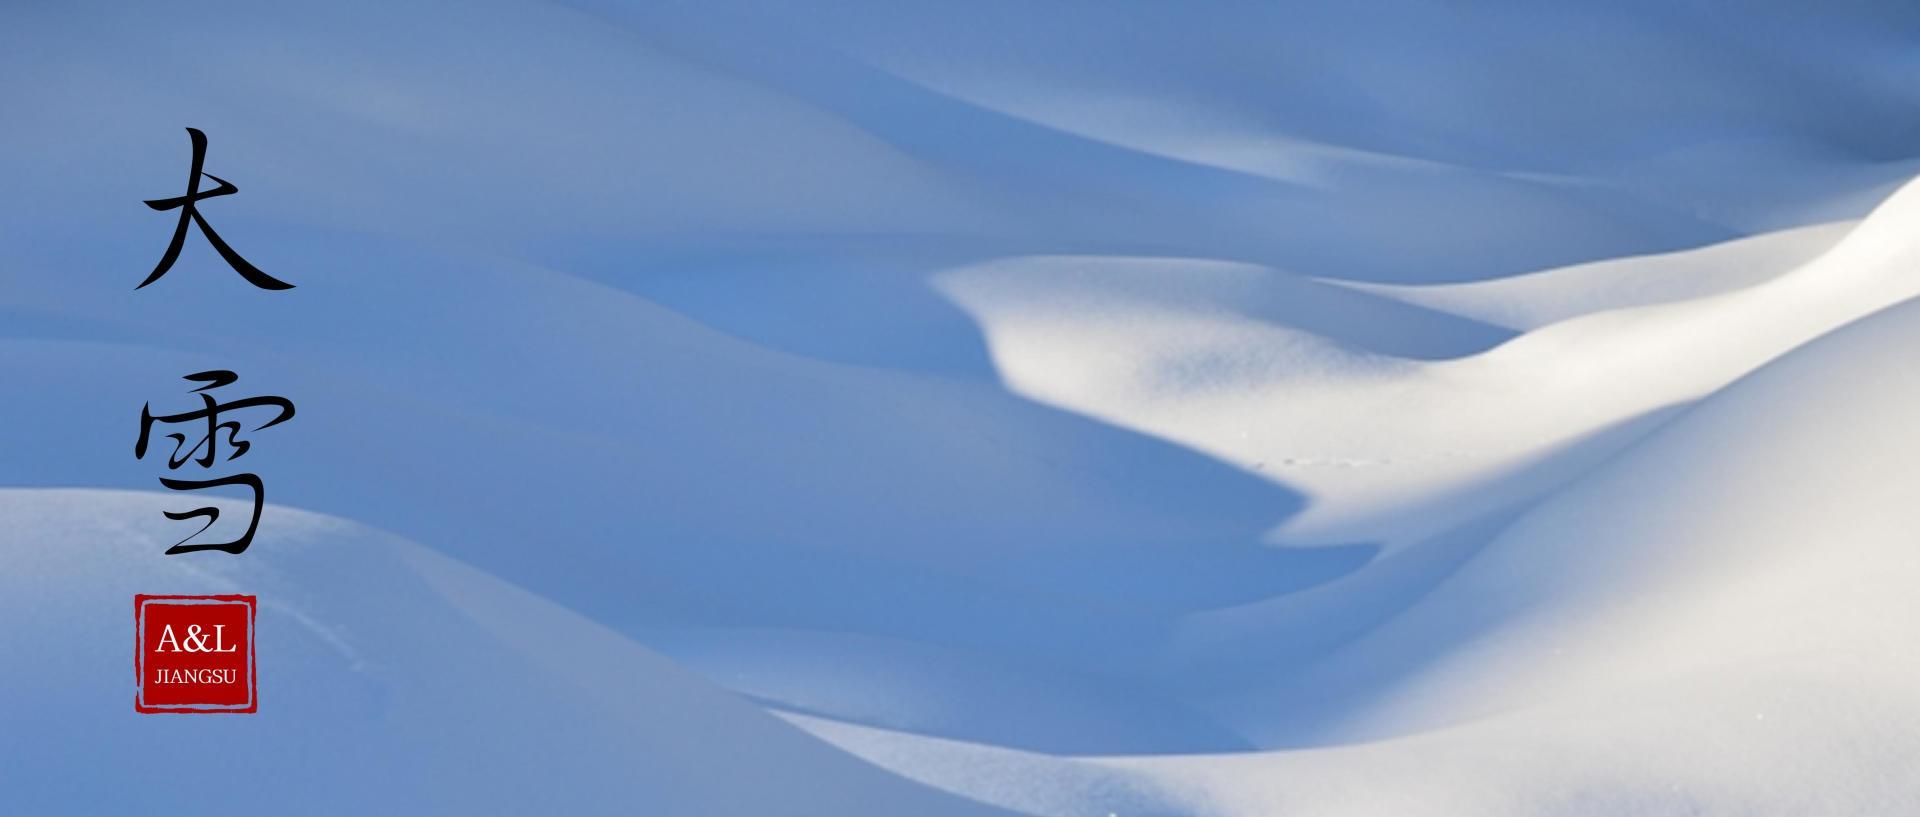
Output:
6 0 1920 814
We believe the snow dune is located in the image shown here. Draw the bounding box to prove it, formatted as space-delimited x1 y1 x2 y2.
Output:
6 0 1920 814
822 237 1920 817
938 178 1920 551
0 490 1017 816
1340 220 1855 331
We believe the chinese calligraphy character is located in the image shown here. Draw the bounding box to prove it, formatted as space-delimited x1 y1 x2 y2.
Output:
140 127 294 291
135 370 296 555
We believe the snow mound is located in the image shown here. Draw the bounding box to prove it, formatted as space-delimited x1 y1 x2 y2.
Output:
0 489 1016 816
938 175 1920 550
802 216 1920 817
1339 220 1854 330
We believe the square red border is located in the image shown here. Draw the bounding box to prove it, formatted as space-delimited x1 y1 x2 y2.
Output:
134 594 257 714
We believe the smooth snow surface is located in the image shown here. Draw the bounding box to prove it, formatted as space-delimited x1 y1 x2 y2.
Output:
0 491 1016 816
6 2 1920 815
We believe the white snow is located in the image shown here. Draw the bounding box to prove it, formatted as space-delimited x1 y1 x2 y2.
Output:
815 269 1920 817
0 490 1016 815
6 1 1920 814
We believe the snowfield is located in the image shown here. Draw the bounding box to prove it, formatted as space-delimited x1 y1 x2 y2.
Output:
6 1 1920 815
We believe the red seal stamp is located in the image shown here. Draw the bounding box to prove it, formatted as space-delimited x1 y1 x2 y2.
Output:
134 594 256 714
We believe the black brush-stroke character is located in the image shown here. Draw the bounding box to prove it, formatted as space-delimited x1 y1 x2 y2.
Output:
136 370 295 554
139 128 293 291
